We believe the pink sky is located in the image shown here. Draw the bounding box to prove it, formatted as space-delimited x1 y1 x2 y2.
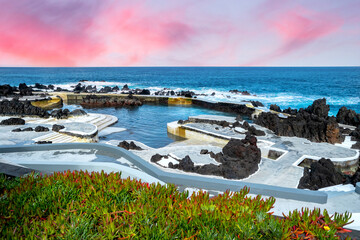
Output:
0 0 358 67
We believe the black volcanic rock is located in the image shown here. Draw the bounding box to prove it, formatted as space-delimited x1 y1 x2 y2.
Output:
298 158 344 190
70 109 87 117
0 84 15 97
34 126 49 132
168 136 262 179
305 98 329 119
122 84 130 91
270 104 281 112
336 106 360 127
118 141 143 150
200 149 208 154
229 90 251 95
80 95 142 108
35 141 52 144
255 111 343 144
34 83 48 90
19 83 32 96
52 124 65 132
50 109 70 119
11 128 22 132
0 99 49 118
0 118 25 125
246 125 266 136
150 154 167 163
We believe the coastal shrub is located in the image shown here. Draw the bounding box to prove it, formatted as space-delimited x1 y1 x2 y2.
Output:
0 171 353 239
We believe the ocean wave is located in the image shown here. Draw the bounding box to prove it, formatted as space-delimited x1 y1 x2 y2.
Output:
53 81 133 90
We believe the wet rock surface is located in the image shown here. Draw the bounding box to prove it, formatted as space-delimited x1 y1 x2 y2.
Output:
168 135 261 179
298 158 345 190
81 95 143 108
0 118 25 125
118 141 143 151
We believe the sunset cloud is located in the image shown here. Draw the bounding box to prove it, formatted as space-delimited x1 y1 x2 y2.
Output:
0 0 358 66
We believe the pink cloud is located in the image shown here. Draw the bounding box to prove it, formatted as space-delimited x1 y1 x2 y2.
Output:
246 5 343 66
0 1 104 66
95 4 195 65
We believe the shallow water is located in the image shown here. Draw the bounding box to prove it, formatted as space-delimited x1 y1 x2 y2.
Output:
83 104 235 148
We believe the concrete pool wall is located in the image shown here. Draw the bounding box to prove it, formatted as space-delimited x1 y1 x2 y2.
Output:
0 143 328 204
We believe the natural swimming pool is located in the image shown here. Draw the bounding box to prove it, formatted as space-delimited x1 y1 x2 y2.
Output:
82 104 236 148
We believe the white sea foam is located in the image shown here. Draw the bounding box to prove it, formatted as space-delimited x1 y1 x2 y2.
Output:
53 81 134 91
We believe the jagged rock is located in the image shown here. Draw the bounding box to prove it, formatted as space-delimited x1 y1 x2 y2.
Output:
350 127 360 141
80 95 142 108
50 109 70 119
169 136 261 179
270 104 281 112
0 99 49 118
73 83 86 93
19 83 32 96
178 155 195 172
11 128 22 132
200 149 208 154
122 84 130 91
283 107 298 115
52 124 65 132
178 91 196 98
35 141 52 144
297 158 344 190
351 142 360 149
98 86 113 93
34 126 49 132
138 89 150 95
249 101 264 107
246 125 266 136
229 90 251 95
192 100 255 117
306 98 330 119
70 109 87 117
0 84 15 97
151 154 167 163
255 112 343 144
34 83 48 90
118 141 143 150
48 85 55 90
0 118 25 125
22 127 33 131
336 106 360 127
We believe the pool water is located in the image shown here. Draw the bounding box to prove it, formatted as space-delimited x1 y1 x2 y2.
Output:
83 104 235 148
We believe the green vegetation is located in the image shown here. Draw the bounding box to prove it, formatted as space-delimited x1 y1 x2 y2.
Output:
0 171 353 239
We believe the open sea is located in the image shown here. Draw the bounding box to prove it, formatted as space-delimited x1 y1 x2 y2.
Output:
1 67 359 147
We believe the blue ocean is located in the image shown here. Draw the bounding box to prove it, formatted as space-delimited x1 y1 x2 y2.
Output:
1 67 359 147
